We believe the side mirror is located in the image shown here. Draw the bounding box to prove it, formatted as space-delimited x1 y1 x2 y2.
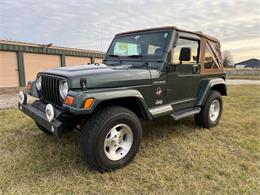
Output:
179 47 191 62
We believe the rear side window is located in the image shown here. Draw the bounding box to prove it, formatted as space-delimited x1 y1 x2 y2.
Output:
173 38 199 65
204 45 216 69
204 41 221 69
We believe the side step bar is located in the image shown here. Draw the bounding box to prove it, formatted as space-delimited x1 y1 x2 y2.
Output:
171 107 201 120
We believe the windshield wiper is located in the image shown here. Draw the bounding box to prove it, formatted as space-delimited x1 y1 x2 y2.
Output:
106 54 123 65
126 54 143 58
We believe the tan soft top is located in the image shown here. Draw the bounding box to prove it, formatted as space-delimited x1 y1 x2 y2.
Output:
116 26 220 44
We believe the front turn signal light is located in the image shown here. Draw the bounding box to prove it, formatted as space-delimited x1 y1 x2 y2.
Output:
65 95 74 105
84 98 94 109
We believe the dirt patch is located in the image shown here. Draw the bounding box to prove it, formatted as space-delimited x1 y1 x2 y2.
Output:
0 92 36 109
0 92 18 109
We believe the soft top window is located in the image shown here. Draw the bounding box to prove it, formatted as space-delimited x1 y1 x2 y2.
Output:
204 40 222 69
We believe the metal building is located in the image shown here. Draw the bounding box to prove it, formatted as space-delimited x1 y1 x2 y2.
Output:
0 40 105 88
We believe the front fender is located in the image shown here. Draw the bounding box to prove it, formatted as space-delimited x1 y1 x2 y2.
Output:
62 88 151 118
196 78 227 106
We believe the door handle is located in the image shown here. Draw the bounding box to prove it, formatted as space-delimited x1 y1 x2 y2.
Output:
192 64 199 74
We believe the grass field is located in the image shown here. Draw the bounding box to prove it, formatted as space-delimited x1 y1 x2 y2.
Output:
0 85 260 194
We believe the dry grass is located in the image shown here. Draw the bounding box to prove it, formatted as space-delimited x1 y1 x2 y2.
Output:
0 85 260 194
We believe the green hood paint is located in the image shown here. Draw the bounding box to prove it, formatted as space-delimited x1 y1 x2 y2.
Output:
41 64 155 89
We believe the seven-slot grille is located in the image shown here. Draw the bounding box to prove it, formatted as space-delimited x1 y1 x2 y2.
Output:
41 75 63 107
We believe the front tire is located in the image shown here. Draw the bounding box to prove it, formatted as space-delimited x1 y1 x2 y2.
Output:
195 90 223 128
80 106 142 172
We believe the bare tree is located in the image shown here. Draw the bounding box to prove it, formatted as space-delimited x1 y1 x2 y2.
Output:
222 51 234 67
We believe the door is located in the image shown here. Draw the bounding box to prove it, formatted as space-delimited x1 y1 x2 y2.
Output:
167 36 201 111
24 53 61 83
0 51 19 87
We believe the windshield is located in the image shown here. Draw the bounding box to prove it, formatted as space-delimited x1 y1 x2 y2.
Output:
107 31 170 58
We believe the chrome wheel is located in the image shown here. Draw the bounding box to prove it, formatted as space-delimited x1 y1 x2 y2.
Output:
209 99 220 121
104 124 133 161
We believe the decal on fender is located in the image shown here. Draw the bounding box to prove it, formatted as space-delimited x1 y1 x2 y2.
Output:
155 87 163 96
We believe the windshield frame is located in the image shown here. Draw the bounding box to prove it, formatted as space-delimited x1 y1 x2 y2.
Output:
106 30 172 60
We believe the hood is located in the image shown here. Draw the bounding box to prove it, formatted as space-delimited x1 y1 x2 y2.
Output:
41 63 155 89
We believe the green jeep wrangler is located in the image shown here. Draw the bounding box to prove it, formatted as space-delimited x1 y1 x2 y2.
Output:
18 26 227 172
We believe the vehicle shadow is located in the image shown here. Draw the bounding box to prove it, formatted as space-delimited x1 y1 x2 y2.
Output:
141 115 203 140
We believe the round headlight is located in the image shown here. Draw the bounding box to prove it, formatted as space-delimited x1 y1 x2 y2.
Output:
18 90 27 104
36 76 42 90
45 104 55 122
59 80 68 99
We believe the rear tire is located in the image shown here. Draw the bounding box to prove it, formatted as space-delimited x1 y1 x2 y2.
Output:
194 90 223 128
80 106 142 172
35 122 52 135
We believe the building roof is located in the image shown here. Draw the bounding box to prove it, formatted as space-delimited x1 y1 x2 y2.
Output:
235 58 260 68
0 40 105 59
0 40 105 54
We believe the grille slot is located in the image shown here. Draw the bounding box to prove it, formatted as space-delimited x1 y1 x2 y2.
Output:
41 75 63 107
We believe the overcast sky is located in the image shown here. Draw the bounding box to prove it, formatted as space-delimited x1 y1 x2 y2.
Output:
1 0 259 62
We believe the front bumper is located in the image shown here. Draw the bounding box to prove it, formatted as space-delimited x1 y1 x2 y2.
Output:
18 101 65 137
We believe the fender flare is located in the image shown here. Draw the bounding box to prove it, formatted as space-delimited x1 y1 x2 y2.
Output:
65 88 152 119
196 78 227 106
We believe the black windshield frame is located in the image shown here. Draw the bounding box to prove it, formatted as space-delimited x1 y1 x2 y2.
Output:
106 30 172 59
